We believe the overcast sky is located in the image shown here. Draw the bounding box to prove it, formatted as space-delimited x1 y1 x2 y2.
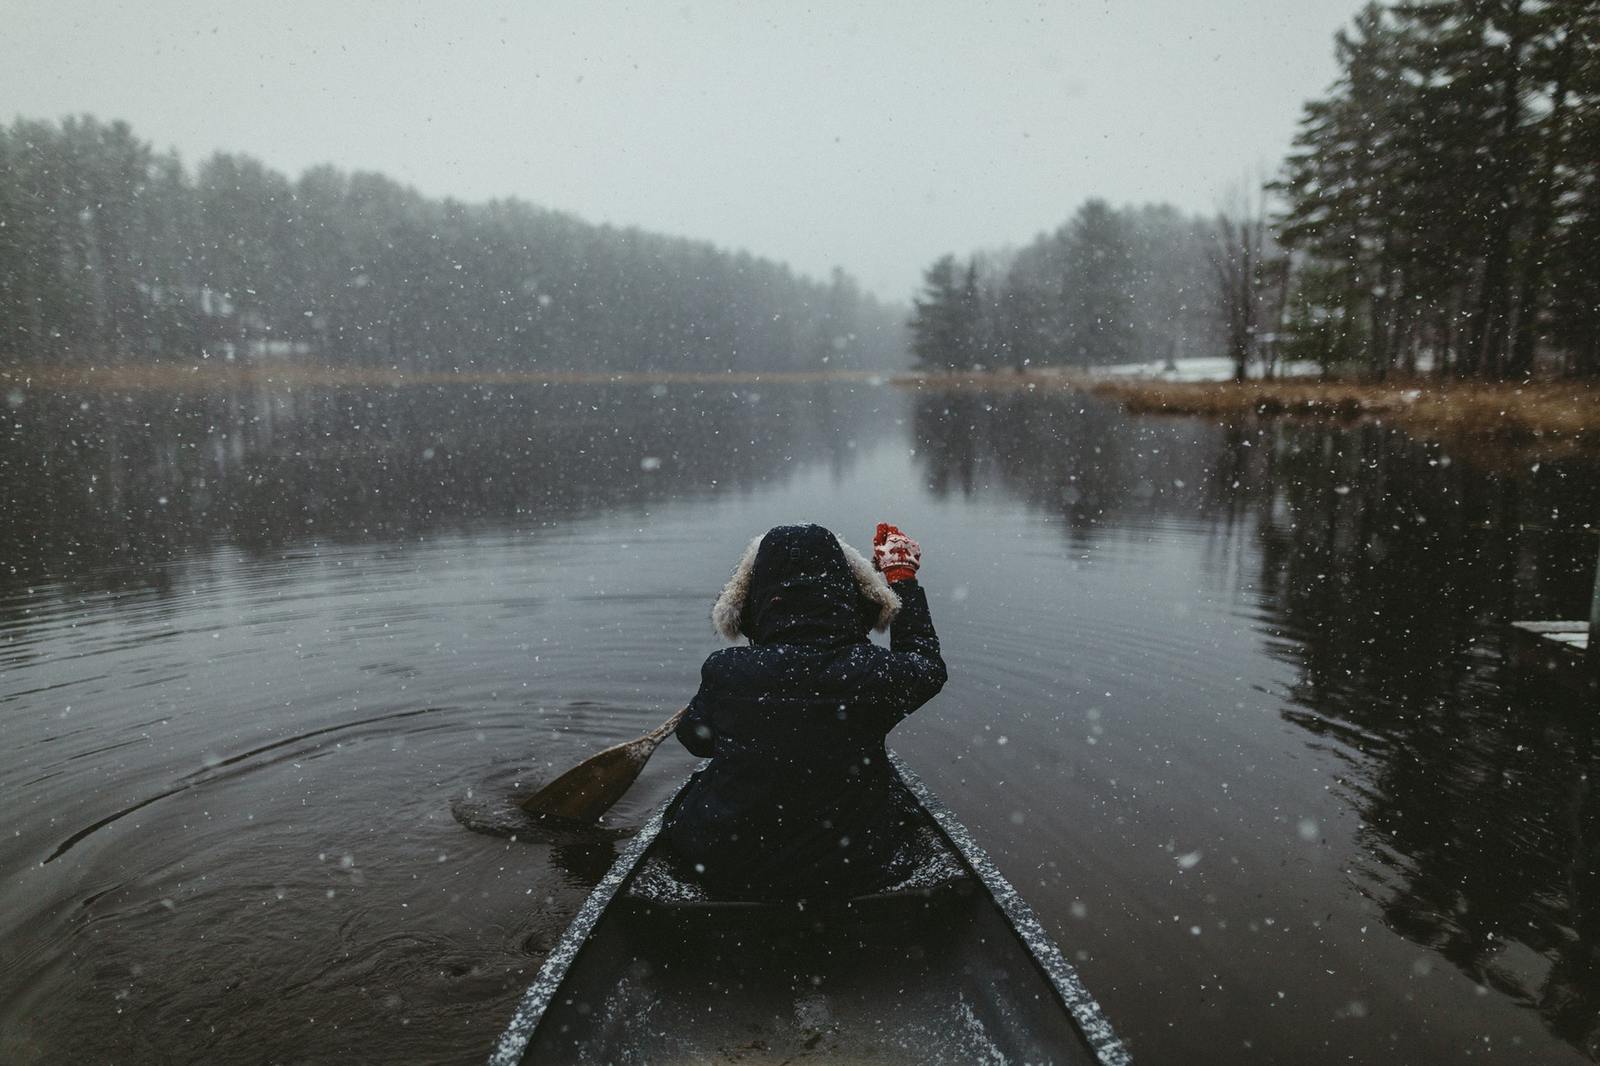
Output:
2 0 1365 299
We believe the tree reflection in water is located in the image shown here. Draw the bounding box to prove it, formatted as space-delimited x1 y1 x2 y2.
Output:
0 382 889 598
912 388 1600 1058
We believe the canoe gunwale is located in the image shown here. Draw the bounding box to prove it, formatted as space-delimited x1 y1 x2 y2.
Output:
485 794 677 1066
887 751 1132 1066
487 752 1132 1066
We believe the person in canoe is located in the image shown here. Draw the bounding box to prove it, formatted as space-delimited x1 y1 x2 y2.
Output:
663 522 946 899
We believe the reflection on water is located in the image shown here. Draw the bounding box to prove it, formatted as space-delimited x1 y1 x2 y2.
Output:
2 380 1598 1063
1 383 889 592
1239 427 1600 1056
913 389 1600 1060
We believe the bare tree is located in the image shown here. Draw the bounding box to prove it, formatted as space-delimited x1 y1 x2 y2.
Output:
1212 181 1285 381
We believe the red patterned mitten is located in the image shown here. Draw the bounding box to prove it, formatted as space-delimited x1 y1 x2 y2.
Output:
873 523 921 583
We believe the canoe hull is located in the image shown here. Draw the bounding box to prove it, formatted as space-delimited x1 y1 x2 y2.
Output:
490 754 1129 1065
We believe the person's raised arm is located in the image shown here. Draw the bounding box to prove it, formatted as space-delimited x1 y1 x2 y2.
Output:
871 524 946 725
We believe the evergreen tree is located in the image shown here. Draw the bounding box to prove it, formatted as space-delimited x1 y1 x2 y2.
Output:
909 254 978 369
1276 0 1600 378
1060 199 1137 367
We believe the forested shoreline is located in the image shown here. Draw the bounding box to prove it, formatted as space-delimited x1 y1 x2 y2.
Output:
912 0 1600 380
6 1 1596 384
908 200 1222 374
0 116 905 373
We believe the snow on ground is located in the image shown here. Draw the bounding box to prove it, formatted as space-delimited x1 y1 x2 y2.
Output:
1088 356 1322 382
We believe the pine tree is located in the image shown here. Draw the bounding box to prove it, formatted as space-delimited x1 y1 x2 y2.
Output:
1276 0 1600 378
910 255 971 369
1060 200 1137 368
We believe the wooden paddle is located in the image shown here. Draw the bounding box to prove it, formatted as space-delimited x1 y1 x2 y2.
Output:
520 707 688 822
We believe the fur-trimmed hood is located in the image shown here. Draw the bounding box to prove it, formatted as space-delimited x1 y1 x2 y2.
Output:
712 525 900 643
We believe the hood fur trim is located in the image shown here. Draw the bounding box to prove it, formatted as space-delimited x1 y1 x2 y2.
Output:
712 532 901 641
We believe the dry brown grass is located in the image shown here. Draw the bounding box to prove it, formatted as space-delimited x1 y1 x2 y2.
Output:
0 363 887 392
885 370 1074 392
889 370 1600 462
1084 376 1600 447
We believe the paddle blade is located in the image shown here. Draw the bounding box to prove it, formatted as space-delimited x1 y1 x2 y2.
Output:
520 736 657 822
520 707 687 823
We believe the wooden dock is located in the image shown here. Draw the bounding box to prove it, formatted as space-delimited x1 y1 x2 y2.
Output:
1510 620 1591 657
1508 540 1598 687
1508 621 1595 694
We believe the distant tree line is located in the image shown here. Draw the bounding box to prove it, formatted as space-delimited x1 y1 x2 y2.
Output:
908 200 1224 374
1276 0 1600 378
0 116 905 372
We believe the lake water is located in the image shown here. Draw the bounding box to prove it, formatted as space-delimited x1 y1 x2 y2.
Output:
2 380 1598 1063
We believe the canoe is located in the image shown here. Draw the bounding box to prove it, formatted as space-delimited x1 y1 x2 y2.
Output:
489 752 1130 1065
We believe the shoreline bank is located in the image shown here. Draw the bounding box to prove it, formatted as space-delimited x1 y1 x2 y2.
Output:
6 362 1596 457
1086 376 1598 445
0 364 887 392
895 371 1600 458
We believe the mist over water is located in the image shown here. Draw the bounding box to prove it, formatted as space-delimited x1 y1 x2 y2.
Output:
1 380 1596 1063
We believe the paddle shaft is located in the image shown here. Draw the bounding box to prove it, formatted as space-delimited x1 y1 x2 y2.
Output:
644 706 688 746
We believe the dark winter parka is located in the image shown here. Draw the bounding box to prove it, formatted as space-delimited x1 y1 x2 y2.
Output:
663 524 946 899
